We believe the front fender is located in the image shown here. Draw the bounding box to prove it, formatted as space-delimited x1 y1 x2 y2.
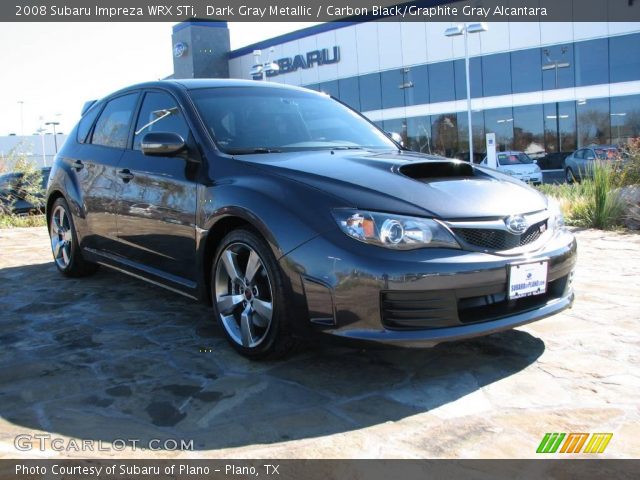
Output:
199 175 338 259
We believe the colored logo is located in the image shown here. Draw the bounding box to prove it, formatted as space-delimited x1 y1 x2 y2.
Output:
173 42 188 58
505 214 528 234
536 433 613 454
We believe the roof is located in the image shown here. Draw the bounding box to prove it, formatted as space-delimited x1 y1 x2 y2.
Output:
168 78 310 91
93 78 315 104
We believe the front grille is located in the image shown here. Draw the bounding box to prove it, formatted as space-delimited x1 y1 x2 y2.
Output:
380 290 458 329
380 274 569 330
452 219 547 251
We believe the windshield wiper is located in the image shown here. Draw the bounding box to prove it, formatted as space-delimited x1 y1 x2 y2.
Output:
226 148 282 154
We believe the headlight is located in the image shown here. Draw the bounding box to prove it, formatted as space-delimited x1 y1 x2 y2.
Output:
332 209 460 250
547 197 565 232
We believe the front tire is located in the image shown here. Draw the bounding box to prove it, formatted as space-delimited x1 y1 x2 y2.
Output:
565 167 576 184
48 197 98 277
211 229 295 359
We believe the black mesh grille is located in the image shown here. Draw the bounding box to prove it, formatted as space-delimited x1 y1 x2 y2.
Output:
453 220 547 251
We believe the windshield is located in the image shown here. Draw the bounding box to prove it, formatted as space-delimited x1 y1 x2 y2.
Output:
189 87 397 154
498 152 534 165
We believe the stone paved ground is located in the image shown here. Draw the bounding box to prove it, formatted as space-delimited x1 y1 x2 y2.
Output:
0 227 638 459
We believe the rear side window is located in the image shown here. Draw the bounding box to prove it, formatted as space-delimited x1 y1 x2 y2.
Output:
76 104 102 144
91 93 138 148
133 91 189 150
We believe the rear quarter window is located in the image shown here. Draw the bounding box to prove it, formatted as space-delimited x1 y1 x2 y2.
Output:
76 103 102 144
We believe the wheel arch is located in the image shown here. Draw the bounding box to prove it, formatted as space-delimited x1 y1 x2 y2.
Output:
45 190 66 228
200 210 281 305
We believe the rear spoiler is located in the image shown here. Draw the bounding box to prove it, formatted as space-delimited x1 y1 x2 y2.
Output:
81 100 97 116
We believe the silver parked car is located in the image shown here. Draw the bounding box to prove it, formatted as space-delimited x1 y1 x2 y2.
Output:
564 145 625 183
480 151 543 185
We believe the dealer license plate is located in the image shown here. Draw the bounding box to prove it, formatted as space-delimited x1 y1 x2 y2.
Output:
508 261 548 299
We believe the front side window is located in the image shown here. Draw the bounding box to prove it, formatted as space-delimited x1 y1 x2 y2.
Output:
133 91 190 150
189 87 396 154
91 93 138 148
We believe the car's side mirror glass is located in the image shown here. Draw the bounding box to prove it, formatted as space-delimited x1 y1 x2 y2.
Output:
141 132 186 157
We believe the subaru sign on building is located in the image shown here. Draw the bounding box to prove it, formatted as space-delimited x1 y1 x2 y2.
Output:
171 2 640 164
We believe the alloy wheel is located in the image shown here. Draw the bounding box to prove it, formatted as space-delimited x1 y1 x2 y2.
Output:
50 205 73 269
214 242 274 348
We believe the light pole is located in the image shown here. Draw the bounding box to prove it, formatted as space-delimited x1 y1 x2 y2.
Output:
542 48 570 152
17 100 25 136
36 126 47 167
45 121 60 154
496 118 513 150
445 23 488 163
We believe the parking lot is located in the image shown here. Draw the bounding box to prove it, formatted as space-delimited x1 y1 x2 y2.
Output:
0 226 638 459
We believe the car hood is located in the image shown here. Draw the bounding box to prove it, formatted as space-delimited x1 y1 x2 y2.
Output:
498 163 540 173
239 149 548 219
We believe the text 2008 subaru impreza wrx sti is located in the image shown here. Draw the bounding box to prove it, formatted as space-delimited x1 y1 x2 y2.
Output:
46 79 576 359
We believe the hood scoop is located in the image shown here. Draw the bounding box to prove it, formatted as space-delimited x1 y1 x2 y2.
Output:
399 161 476 182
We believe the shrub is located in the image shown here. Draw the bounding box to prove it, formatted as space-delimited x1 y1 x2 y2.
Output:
0 142 46 224
618 138 640 186
537 160 624 230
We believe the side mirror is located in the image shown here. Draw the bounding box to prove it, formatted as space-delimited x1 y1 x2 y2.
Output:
141 132 186 156
386 132 404 147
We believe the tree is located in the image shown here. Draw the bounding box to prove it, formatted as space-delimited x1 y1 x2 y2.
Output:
0 143 45 215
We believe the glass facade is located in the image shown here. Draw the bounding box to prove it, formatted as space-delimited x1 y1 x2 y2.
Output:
303 32 640 159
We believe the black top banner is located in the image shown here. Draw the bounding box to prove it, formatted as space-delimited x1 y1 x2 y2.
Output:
4 0 640 22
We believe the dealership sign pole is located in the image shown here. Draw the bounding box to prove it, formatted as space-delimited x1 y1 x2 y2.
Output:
486 132 497 169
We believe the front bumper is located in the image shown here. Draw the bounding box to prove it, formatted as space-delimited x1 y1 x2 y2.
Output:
513 173 543 185
280 227 576 347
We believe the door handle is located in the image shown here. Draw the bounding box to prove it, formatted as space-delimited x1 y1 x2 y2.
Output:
71 160 84 171
117 169 134 182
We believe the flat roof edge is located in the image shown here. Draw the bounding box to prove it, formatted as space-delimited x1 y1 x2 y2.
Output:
228 22 358 59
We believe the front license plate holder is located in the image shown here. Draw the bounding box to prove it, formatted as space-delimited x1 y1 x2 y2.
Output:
508 260 548 299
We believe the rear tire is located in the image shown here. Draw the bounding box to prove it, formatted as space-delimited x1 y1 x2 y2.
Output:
211 228 296 360
48 197 98 277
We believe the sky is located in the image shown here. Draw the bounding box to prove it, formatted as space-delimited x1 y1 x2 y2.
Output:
0 22 321 136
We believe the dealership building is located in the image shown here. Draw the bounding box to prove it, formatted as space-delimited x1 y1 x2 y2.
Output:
171 12 640 162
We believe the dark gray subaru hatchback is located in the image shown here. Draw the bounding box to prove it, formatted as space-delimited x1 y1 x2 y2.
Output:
46 79 576 359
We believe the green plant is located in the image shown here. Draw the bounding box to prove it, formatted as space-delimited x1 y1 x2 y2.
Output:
0 214 46 229
537 161 624 230
0 142 46 219
618 137 640 186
